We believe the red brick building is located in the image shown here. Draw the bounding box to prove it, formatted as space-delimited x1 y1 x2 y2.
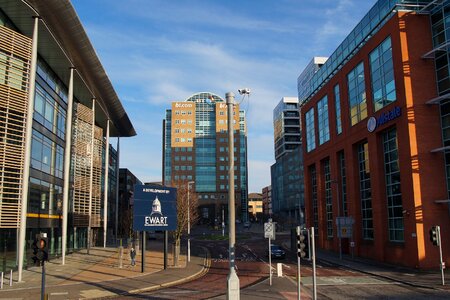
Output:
300 10 449 268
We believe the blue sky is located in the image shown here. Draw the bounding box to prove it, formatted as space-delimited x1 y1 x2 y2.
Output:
71 0 376 192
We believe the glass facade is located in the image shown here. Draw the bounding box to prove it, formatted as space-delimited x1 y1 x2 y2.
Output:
195 138 216 192
299 0 427 104
334 84 342 135
348 62 367 126
306 108 315 152
431 3 450 201
317 95 330 145
323 158 333 238
270 146 304 224
370 36 396 111
358 141 373 240
383 128 404 242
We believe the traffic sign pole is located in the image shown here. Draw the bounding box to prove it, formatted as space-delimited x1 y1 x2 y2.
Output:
437 226 445 285
296 226 301 300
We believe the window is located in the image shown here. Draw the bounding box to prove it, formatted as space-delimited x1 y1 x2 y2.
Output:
370 36 396 111
34 84 66 139
348 62 367 126
334 84 342 134
306 108 316 152
383 128 403 242
310 164 318 235
323 159 333 238
338 151 347 216
31 129 64 178
317 96 330 145
358 141 373 240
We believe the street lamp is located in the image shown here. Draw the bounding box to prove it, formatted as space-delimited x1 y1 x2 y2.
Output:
187 181 195 263
226 88 249 300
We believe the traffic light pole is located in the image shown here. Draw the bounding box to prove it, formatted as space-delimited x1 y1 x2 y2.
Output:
41 261 46 300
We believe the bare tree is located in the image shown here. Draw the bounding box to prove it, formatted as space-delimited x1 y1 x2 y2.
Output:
171 180 199 265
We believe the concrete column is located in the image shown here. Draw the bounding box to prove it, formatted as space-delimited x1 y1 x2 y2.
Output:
61 67 75 265
115 137 120 242
18 16 39 282
87 99 95 253
103 120 110 248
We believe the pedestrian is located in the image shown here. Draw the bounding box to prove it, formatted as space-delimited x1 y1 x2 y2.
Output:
130 247 136 266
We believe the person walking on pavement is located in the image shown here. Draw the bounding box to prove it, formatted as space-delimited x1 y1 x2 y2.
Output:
130 247 136 266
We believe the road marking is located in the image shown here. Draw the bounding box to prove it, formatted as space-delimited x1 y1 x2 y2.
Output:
50 292 68 295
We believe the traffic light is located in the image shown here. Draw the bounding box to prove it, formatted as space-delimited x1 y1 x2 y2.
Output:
429 226 440 246
35 233 48 263
296 226 307 258
31 240 39 265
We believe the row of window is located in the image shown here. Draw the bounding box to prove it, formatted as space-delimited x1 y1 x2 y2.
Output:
174 110 193 115
306 36 396 152
174 137 193 143
309 127 403 242
173 175 193 181
174 119 193 124
174 128 193 134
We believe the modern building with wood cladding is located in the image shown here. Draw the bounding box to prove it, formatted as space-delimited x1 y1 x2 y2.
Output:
299 0 450 269
0 0 135 280
163 92 248 225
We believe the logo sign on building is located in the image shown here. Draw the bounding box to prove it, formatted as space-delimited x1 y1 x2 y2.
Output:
133 185 177 231
367 106 401 132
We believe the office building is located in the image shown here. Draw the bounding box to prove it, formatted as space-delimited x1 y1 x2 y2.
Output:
0 0 135 277
248 193 263 222
163 92 248 224
262 185 272 219
270 97 305 225
300 0 450 268
118 168 142 238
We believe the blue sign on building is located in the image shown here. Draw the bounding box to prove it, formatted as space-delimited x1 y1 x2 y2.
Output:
133 185 177 231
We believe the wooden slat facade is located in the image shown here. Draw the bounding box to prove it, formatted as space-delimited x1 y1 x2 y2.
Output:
72 102 103 227
0 25 31 228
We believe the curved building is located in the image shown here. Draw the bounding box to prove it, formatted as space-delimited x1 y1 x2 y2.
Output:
163 92 248 225
0 0 135 279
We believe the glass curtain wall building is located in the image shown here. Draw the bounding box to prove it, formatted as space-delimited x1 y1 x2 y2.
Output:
0 0 135 274
163 92 248 225
270 97 304 226
299 0 450 268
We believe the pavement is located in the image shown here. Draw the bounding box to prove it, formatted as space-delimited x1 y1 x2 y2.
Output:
0 240 208 299
0 224 449 299
316 247 450 292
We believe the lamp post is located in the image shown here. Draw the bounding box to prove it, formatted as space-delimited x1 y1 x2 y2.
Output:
226 92 239 299
187 181 195 263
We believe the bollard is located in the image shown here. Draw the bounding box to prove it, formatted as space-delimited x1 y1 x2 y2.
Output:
119 246 123 268
9 269 12 286
1 271 3 289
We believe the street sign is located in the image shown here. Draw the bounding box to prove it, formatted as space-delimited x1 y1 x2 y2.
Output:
264 222 275 239
336 217 354 238
133 185 177 231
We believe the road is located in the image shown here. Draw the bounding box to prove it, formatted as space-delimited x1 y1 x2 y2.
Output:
111 228 450 299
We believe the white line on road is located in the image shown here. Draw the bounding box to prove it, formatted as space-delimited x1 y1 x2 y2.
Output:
50 292 69 295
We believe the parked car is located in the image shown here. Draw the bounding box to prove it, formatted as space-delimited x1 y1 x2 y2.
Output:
270 244 286 259
244 221 251 228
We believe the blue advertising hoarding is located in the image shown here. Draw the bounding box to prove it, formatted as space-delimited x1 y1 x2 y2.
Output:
133 185 177 231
